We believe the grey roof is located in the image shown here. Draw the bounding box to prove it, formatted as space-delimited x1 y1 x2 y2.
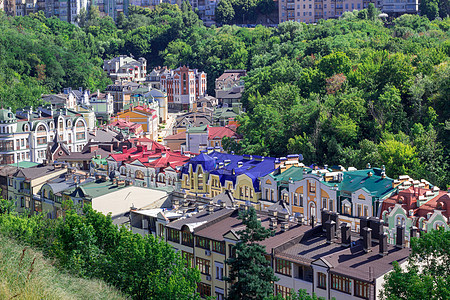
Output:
166 208 234 231
14 165 65 180
88 129 119 143
212 190 236 207
215 86 244 99
0 165 19 177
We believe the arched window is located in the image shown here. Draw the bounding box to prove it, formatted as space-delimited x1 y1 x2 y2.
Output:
37 124 46 132
396 215 406 227
120 167 126 175
135 170 145 180
67 120 72 127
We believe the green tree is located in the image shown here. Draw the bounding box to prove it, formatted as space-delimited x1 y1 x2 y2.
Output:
381 229 450 300
216 0 235 25
367 3 376 21
419 0 440 20
226 207 278 300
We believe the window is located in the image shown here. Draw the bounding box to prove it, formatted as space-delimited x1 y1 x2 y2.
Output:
322 198 327 209
309 182 316 193
297 265 313 282
135 170 145 180
329 199 333 211
271 189 274 201
182 251 194 268
300 194 304 207
364 206 369 217
196 236 210 250
182 230 194 247
212 240 225 254
331 274 352 294
76 132 85 140
343 203 351 215
355 280 369 299
197 282 211 298
215 261 224 280
275 258 292 276
196 257 210 275
318 272 327 289
37 137 47 145
275 284 292 298
357 204 362 217
215 289 224 300
167 228 179 243
293 193 298 206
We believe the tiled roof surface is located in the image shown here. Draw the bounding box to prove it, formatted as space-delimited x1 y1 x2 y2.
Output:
339 168 395 199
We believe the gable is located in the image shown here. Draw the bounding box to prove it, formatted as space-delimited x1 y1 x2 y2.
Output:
223 230 239 241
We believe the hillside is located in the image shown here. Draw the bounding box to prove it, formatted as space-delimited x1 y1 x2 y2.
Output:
0 234 126 300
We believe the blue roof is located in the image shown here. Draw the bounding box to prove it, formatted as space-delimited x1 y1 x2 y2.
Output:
339 168 395 199
182 151 276 192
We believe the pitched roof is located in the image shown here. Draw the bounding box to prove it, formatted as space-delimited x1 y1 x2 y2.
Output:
208 126 240 140
165 131 186 140
339 168 395 199
13 165 65 180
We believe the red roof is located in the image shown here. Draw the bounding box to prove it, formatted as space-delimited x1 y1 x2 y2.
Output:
208 126 239 140
381 186 450 224
165 131 186 140
132 151 189 169
133 106 156 114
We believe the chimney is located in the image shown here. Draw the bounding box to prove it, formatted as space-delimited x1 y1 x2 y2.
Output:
269 217 278 230
280 221 289 232
277 211 289 222
325 220 336 244
396 225 405 248
321 209 330 231
330 212 339 235
206 204 214 215
369 217 383 240
360 216 369 236
362 227 372 253
297 214 304 225
379 231 388 256
410 226 418 240
122 145 128 153
340 223 351 247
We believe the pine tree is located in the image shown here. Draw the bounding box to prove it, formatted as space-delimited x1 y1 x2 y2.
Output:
226 207 278 300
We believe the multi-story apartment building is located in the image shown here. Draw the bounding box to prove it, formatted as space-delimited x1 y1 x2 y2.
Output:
160 66 207 111
92 0 129 20
103 55 147 83
132 202 410 300
86 91 114 123
44 0 87 24
145 66 171 89
0 106 88 165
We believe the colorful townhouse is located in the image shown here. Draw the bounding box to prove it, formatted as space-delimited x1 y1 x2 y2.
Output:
180 151 277 207
106 142 189 190
165 125 240 153
260 164 396 231
7 164 68 214
105 81 140 113
380 175 449 239
111 104 159 140
0 106 88 165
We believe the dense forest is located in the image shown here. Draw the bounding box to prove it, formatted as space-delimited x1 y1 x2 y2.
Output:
0 6 448 187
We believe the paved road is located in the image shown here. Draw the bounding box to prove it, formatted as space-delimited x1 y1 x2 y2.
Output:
159 112 179 140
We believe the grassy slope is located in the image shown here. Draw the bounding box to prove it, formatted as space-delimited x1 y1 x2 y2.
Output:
0 234 127 300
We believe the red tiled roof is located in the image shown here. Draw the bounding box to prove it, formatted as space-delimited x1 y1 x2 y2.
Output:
165 132 186 140
208 126 239 140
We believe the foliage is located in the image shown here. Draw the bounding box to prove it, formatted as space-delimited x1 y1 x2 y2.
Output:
381 229 450 300
0 203 200 299
226 207 278 300
0 233 126 300
1 9 449 187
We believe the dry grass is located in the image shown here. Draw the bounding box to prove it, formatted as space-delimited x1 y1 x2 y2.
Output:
0 234 127 300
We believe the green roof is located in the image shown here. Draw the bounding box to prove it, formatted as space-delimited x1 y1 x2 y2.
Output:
339 168 395 199
0 108 17 123
8 161 40 168
187 125 208 133
67 180 126 199
270 166 305 183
